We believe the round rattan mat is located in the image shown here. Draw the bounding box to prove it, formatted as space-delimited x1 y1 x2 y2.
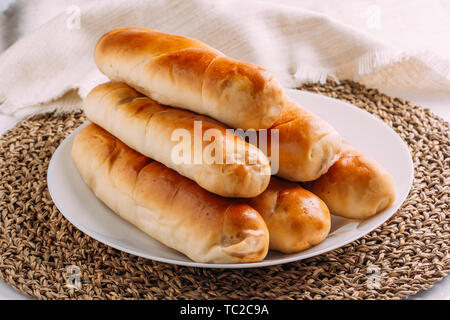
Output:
0 80 448 300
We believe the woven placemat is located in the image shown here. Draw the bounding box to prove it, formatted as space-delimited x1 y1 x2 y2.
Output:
0 80 448 300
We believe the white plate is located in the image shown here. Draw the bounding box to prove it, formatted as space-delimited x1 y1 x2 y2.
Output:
47 89 414 268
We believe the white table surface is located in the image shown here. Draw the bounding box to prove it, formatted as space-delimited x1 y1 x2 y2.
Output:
0 90 448 300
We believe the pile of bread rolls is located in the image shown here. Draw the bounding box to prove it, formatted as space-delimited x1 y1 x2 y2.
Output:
71 27 396 264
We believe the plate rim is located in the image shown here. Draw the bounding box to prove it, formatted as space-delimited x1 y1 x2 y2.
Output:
47 89 414 269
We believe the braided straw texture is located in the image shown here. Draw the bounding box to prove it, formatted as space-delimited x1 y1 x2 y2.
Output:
0 80 448 299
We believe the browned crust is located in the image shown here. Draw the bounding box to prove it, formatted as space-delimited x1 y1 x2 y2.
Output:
71 124 269 263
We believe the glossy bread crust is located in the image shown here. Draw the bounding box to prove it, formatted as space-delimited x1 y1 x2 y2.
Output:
268 100 342 182
306 142 396 219
94 27 285 130
247 177 330 253
84 82 271 198
71 124 269 263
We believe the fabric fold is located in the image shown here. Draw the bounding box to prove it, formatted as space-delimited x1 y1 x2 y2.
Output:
1 0 450 117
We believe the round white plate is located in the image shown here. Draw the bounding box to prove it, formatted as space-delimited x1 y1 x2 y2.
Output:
47 89 414 268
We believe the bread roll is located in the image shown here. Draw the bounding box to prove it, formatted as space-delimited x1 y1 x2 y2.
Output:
84 82 271 198
71 124 269 264
306 142 396 219
266 99 342 182
94 27 285 130
246 177 330 253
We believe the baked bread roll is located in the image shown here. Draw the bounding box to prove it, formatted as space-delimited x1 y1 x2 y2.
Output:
94 27 285 130
306 142 396 219
247 177 330 253
266 99 342 182
71 124 269 264
84 82 271 198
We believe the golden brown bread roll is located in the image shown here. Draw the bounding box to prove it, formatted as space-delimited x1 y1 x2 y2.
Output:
94 27 285 130
71 124 269 264
266 99 342 182
84 82 271 198
246 177 330 253
305 142 396 219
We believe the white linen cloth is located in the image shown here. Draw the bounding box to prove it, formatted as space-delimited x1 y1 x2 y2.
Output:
1 0 450 117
